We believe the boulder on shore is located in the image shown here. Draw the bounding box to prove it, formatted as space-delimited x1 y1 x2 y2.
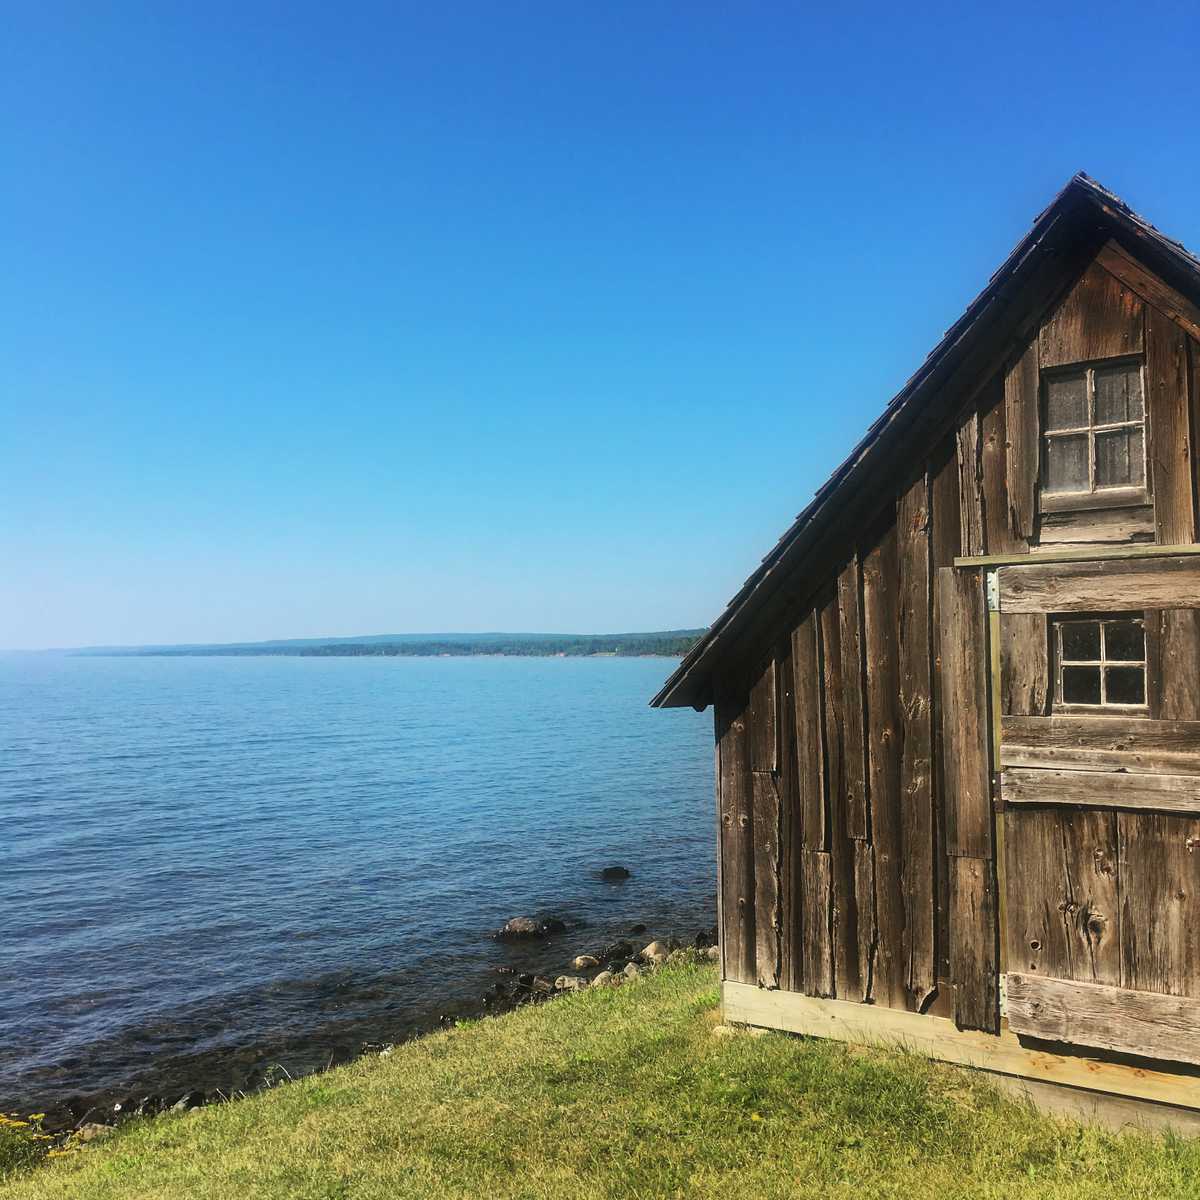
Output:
639 940 670 965
590 970 616 988
572 954 600 970
555 975 586 991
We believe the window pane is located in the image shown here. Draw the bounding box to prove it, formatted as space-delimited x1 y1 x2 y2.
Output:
1046 373 1088 430
1094 363 1144 424
1105 620 1145 662
1045 434 1089 492
1061 621 1101 660
1063 666 1102 704
1106 666 1146 705
1096 427 1144 488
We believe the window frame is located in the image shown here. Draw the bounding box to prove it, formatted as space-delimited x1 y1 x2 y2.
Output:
1039 356 1150 514
1052 612 1150 714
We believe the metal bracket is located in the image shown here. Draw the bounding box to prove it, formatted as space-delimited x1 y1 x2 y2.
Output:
986 569 1000 612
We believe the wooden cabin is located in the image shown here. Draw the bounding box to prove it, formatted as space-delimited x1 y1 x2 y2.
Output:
653 173 1200 1122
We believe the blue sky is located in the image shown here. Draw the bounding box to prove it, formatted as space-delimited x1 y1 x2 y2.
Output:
5 2 1200 649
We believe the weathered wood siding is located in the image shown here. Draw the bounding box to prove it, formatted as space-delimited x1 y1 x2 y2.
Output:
711 242 1200 1033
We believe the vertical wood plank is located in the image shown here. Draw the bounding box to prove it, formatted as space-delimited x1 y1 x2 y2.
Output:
777 647 802 993
792 612 826 851
1000 613 1050 717
752 771 781 989
1005 338 1040 545
929 436 960 987
838 558 868 840
938 567 993 859
899 474 936 1007
748 658 777 773
1004 809 1119 985
820 592 860 1001
749 658 780 988
716 691 755 985
1119 812 1200 998
1161 610 1200 721
1038 261 1144 368
980 376 1023 554
1148 306 1194 544
950 854 999 1032
801 850 834 998
863 519 906 1009
854 841 876 1003
956 411 985 557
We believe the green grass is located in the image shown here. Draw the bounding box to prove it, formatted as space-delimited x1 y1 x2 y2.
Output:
4 963 1199 1199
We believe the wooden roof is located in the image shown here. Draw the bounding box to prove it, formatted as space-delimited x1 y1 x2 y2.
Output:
653 174 1200 710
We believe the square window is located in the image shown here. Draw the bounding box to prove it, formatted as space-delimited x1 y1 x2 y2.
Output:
1054 614 1148 711
1041 362 1146 501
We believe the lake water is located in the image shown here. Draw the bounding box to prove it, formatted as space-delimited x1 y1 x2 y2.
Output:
0 654 714 1123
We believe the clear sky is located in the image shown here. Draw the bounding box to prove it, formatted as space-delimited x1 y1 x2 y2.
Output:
5 2 1200 649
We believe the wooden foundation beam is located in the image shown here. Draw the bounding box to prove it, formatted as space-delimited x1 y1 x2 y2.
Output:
722 981 1200 1112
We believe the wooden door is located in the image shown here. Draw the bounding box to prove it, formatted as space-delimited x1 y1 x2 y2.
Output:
994 554 1200 1065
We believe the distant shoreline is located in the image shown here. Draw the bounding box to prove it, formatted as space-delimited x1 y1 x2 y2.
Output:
63 630 705 660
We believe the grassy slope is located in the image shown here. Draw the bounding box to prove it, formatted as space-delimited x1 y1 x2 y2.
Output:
4 963 1199 1200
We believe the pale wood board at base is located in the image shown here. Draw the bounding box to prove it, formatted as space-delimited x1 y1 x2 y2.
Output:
722 981 1200 1111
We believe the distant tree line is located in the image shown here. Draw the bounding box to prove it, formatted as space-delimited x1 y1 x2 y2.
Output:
124 632 704 659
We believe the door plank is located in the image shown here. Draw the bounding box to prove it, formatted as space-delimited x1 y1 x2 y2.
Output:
1119 812 1200 996
1007 973 1200 1066
1002 768 1200 815
1004 809 1120 985
938 567 992 857
999 614 1049 717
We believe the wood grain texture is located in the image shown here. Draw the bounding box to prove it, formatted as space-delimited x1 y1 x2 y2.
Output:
1005 338 1040 544
1119 812 1200 997
1097 239 1200 343
1007 973 1200 1067
862 521 907 1009
956 411 985 557
752 769 782 989
837 557 868 840
938 567 992 858
801 849 834 998
929 437 960 986
1037 506 1156 546
980 377 1022 555
1162 610 1200 721
821 592 860 1001
716 691 755 984
791 611 826 851
1147 306 1194 544
1004 808 1120 985
776 648 802 993
1000 715 1200 774
999 613 1049 717
748 657 777 774
1038 260 1144 368
899 475 936 1006
1003 768 1200 815
854 840 876 1004
998 555 1200 613
949 853 999 1032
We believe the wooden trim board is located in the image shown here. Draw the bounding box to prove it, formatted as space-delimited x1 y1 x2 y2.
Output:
722 981 1200 1111
1007 973 1200 1067
955 543 1200 569
1000 767 1200 814
998 555 1200 614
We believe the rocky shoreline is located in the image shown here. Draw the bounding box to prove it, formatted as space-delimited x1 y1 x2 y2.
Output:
22 902 717 1139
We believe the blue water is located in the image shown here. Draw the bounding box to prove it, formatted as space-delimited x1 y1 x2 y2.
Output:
0 654 713 1119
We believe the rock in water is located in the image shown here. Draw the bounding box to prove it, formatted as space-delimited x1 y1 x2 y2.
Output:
600 866 631 881
572 954 600 970
495 916 566 941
